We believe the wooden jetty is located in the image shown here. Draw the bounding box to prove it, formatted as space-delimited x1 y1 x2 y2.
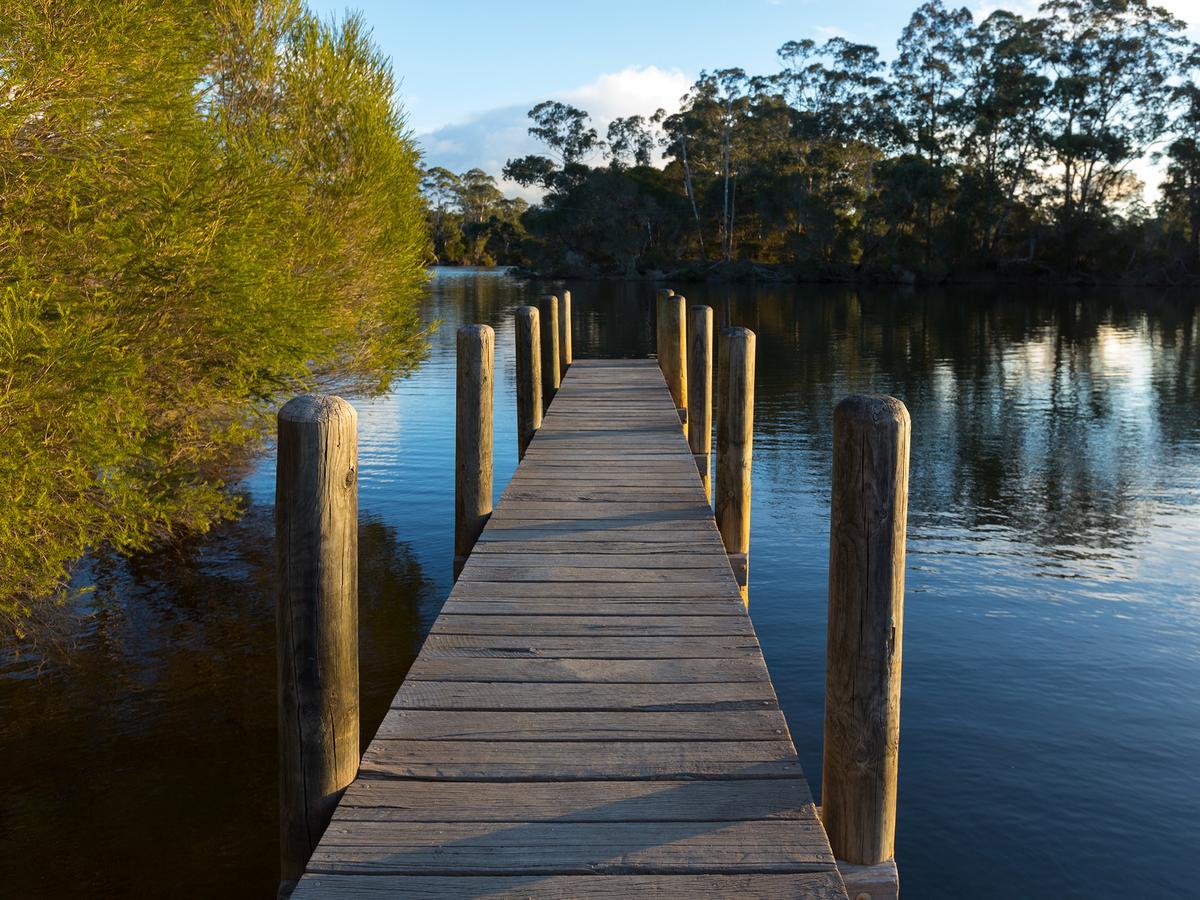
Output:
276 294 908 899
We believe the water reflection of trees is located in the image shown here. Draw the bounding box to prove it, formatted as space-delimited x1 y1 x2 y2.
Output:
710 287 1199 557
0 506 431 897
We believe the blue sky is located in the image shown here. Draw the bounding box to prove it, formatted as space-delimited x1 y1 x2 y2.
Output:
310 0 1198 193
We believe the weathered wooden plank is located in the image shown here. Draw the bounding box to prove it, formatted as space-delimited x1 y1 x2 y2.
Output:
391 681 777 711
447 582 742 599
370 709 789 741
461 553 726 569
429 614 755 636
293 873 847 899
307 819 832 874
403 656 768 684
418 634 763 659
440 599 745 616
334 777 811 819
299 358 844 899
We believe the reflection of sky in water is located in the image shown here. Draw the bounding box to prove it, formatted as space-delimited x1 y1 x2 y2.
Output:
3 270 1199 898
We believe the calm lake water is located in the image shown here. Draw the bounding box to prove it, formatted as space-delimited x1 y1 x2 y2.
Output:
3 267 1200 897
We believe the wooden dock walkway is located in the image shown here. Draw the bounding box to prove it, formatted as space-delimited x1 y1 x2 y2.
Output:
292 358 848 898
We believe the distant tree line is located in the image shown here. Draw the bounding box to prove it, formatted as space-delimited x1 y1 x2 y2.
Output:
457 0 1200 283
421 167 528 265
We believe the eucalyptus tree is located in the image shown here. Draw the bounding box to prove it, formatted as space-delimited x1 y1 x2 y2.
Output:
890 0 974 264
953 10 1051 258
607 115 657 168
1037 0 1188 251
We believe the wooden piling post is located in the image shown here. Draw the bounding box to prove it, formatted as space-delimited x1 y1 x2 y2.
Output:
822 394 909 888
656 292 687 432
515 306 543 460
559 289 572 372
715 327 754 603
454 325 494 580
275 395 360 891
539 295 560 411
687 304 713 500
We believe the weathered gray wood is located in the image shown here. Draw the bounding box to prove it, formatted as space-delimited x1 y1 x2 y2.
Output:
419 634 763 659
295 359 844 899
560 289 572 370
390 681 776 711
276 395 360 889
428 614 756 636
360 742 803 780
335 777 811 819
656 293 687 431
371 709 788 740
688 304 714 499
403 656 767 684
539 295 561 410
440 600 745 617
514 306 542 460
293 873 847 899
836 858 898 900
307 819 832 874
715 327 755 603
454 325 494 579
822 394 910 867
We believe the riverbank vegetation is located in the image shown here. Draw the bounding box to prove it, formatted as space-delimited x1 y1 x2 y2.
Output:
0 0 429 637
489 0 1199 284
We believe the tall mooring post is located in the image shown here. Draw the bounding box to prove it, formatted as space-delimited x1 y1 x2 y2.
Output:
715 327 754 603
454 325 494 579
656 291 687 433
822 394 909 900
275 395 360 894
559 289 572 373
539 295 561 411
515 306 543 460
687 304 713 499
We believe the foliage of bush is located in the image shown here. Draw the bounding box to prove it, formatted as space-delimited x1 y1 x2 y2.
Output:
0 0 430 636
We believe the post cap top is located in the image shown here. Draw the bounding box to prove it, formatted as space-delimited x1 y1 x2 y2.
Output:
278 394 357 425
457 323 494 339
834 394 910 427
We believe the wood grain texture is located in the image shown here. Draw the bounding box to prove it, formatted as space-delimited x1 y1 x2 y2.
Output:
656 293 688 430
687 304 714 499
293 873 847 899
822 394 909 867
307 819 833 874
276 395 360 886
454 325 494 579
715 327 755 603
334 777 812 819
560 289 572 370
296 359 844 899
514 307 542 460
539 295 560 410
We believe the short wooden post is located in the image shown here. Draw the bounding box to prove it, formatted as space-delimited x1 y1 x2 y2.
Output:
715 327 754 603
559 289 572 372
538 295 561 411
656 292 687 432
687 304 713 500
275 395 360 891
515 306 543 460
454 325 494 579
822 394 909 894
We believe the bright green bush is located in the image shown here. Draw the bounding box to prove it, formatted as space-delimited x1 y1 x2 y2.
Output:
0 0 430 637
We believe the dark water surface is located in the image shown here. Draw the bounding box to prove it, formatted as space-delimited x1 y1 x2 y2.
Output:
4 268 1199 897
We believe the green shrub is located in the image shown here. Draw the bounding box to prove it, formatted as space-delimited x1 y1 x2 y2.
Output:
0 0 430 637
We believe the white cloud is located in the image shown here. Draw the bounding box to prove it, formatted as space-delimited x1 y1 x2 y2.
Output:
415 65 693 200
